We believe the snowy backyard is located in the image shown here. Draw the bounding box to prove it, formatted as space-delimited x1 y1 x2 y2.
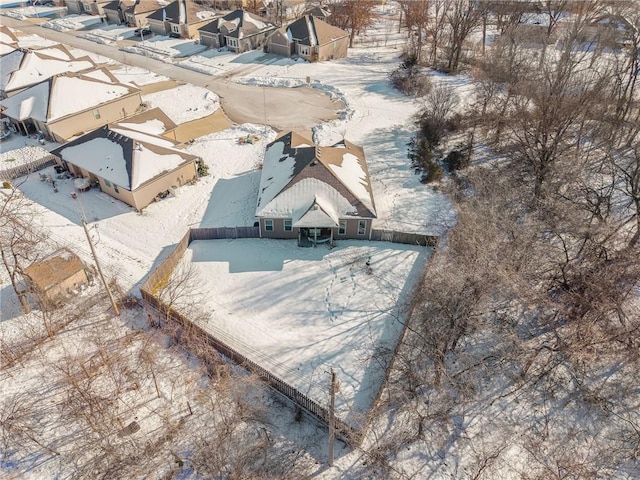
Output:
177 238 430 429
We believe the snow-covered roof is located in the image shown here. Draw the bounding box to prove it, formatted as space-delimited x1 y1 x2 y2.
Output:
51 125 197 191
256 131 376 220
0 48 96 94
0 25 19 45
0 72 138 123
23 248 87 292
285 15 348 47
0 43 16 56
198 9 275 38
112 107 177 135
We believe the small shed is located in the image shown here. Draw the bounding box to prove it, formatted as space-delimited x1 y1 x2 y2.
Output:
23 249 90 305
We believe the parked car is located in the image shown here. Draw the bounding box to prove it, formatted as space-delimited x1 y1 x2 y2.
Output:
133 26 151 37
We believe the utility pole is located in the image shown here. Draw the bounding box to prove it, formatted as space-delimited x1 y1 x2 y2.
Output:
328 368 336 466
82 219 120 316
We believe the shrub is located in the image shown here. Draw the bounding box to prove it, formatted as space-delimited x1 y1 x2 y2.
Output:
443 149 470 172
422 159 443 183
390 55 432 97
196 159 209 177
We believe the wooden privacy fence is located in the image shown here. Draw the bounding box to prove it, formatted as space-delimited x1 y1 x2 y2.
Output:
139 226 439 445
140 290 361 444
0 154 57 181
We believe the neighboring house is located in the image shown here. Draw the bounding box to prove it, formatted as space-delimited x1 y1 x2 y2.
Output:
79 0 113 15
0 46 96 98
147 0 215 39
0 71 142 141
262 0 305 23
267 15 348 61
64 0 84 14
256 131 376 246
103 0 161 27
198 9 276 52
23 249 90 307
304 6 330 22
51 124 199 210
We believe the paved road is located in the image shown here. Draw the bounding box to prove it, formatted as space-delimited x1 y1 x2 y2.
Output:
0 16 343 131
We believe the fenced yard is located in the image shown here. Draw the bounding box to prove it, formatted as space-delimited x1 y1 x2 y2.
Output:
140 227 436 444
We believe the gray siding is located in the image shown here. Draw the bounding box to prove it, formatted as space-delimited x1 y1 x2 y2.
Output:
259 218 371 240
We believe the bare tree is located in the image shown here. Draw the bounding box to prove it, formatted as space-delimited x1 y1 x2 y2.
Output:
0 185 44 313
328 0 377 48
442 0 484 72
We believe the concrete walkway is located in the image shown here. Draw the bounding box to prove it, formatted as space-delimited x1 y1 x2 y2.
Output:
1 16 343 132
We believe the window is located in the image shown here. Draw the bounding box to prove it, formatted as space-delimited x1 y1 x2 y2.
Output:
82 2 92 12
227 37 238 48
358 220 366 235
298 45 310 56
93 109 101 119
265 219 274 231
104 179 111 187
171 24 180 34
284 219 292 231
339 220 346 235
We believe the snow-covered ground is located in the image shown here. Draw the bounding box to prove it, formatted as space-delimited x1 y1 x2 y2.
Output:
0 4 66 19
110 65 169 86
42 13 103 32
143 83 220 124
1 14 459 476
122 35 208 59
79 24 138 44
179 238 430 429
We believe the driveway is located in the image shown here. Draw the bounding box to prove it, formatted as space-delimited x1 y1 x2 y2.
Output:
0 17 343 132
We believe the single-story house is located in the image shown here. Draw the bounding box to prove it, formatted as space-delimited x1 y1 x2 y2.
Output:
147 0 216 39
0 46 96 98
198 9 276 52
267 15 348 61
103 0 161 26
23 248 90 307
0 71 142 142
51 124 199 210
256 131 376 246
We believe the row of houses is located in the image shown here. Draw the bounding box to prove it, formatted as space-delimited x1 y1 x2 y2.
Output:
66 0 311 25
0 47 375 240
64 0 350 62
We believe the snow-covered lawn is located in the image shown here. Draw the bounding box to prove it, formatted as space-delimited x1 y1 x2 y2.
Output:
0 4 66 19
179 238 430 428
122 35 208 59
79 24 138 44
178 49 304 77
110 65 169 86
42 14 103 32
142 84 220 124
